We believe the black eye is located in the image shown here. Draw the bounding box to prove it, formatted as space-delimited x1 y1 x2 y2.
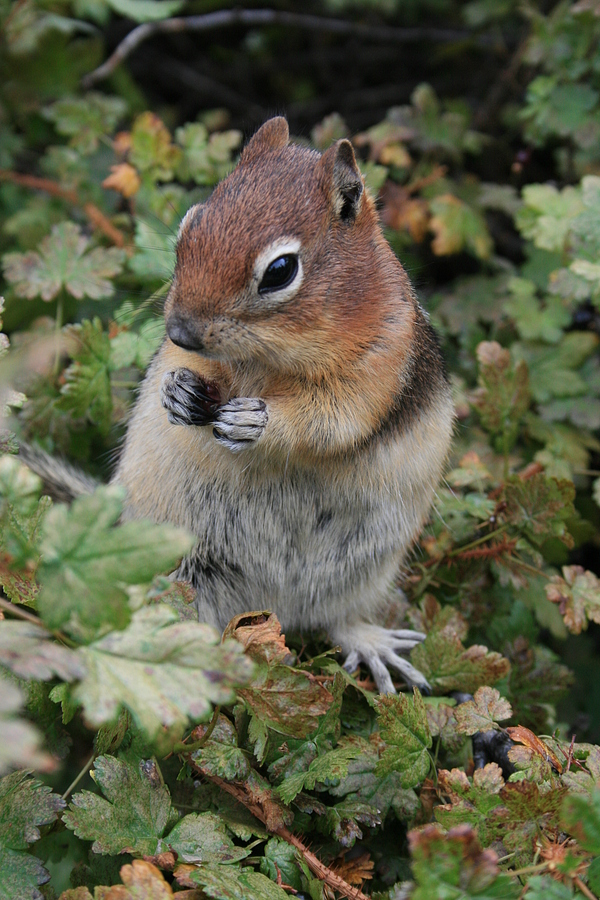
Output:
258 254 299 294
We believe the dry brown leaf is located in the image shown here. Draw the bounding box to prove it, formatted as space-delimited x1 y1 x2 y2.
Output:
331 851 374 886
506 725 563 773
224 611 294 665
103 163 141 198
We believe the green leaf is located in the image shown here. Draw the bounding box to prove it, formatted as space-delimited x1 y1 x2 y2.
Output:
429 194 492 259
411 618 510 695
74 606 253 747
104 0 185 23
502 474 575 547
277 736 368 804
259 837 303 892
0 770 65 899
56 319 112 434
129 112 181 181
37 485 194 641
44 93 127 154
324 796 381 847
562 788 600 853
524 876 574 900
0 678 53 776
516 183 584 252
472 341 530 451
175 123 241 185
454 687 512 735
163 811 249 863
63 756 176 856
181 863 291 900
513 332 599 403
375 689 432 788
2 222 125 302
191 715 251 782
504 278 570 344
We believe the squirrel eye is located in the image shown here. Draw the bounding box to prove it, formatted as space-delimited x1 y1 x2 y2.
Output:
258 254 299 294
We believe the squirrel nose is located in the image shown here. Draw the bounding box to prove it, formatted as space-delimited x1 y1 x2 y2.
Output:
166 317 205 352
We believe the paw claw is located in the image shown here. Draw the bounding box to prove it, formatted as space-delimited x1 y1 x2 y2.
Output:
213 398 268 451
161 369 221 427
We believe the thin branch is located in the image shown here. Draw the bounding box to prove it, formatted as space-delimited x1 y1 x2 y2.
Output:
82 8 485 88
0 595 44 626
193 770 370 900
0 169 127 247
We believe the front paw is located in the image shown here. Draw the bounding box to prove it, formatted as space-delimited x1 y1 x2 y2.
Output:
334 623 430 695
213 398 268 452
160 368 221 427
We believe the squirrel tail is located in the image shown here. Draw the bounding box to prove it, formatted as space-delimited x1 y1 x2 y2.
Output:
18 443 99 502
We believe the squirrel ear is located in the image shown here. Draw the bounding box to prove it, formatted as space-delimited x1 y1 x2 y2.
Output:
320 139 364 221
240 117 289 165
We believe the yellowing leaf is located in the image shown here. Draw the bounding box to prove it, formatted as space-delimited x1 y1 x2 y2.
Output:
454 687 512 735
546 565 600 633
103 162 141 197
74 606 253 747
429 193 492 259
2 222 125 302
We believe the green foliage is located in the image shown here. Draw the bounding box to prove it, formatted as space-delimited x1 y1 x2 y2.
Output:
2 1 600 896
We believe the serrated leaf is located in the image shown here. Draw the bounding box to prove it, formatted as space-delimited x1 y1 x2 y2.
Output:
64 756 175 856
277 736 368 804
259 837 302 891
191 715 250 782
44 93 127 154
73 606 252 747
454 687 512 735
411 626 510 694
2 222 125 302
129 112 181 181
37 485 194 641
163 812 249 864
56 319 112 433
0 770 65 899
472 341 530 451
429 193 492 259
237 660 333 740
0 621 84 681
375 689 431 788
502 474 575 547
175 123 241 185
178 863 291 900
516 183 584 252
513 331 600 403
546 565 600 633
504 278 570 344
105 0 185 23
0 678 54 776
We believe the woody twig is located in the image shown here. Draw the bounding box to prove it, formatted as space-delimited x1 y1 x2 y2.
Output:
0 169 127 248
82 8 491 89
191 768 370 900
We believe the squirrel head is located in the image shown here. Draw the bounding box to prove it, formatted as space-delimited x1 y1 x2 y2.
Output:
165 117 413 375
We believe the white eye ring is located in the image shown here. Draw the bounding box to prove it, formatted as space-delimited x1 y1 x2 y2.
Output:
253 238 303 305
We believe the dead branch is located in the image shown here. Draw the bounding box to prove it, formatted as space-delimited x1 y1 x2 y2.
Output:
0 169 127 248
82 8 484 89
193 769 371 900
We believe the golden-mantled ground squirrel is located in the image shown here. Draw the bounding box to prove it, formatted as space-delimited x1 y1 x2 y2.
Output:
23 117 455 693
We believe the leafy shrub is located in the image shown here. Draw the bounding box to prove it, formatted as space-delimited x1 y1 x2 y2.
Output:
1 1 600 898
